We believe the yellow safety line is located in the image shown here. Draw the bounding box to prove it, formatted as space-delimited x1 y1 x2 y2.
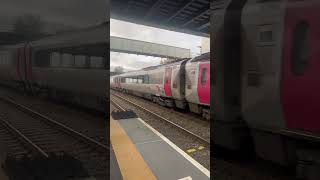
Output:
110 117 157 180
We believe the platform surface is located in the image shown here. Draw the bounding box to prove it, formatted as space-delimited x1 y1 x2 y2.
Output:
0 169 8 180
110 115 210 180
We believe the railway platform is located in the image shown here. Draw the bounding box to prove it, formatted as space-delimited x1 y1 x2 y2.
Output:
0 167 8 180
110 110 210 180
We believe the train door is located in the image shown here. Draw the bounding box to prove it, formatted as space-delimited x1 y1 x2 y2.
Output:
17 47 25 82
164 67 172 97
282 2 320 132
198 63 210 105
25 44 33 82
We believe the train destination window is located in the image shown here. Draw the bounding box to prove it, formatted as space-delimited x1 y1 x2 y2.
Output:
291 21 310 76
259 30 273 42
257 25 275 46
201 68 207 85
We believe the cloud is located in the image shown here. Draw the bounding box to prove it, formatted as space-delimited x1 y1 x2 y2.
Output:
110 52 162 71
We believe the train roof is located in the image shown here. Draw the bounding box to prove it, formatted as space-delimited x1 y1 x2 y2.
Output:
0 22 108 57
190 52 210 62
112 52 210 78
142 58 191 71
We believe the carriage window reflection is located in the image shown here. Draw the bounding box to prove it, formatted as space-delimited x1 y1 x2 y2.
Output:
74 55 86 68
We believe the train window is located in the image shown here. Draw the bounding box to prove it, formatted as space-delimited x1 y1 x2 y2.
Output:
144 75 149 84
201 68 207 85
90 56 104 68
50 52 60 67
126 78 130 83
291 21 310 76
34 51 50 67
61 54 74 67
259 31 273 42
0 52 9 65
149 72 163 84
136 76 143 84
132 76 138 83
121 77 125 83
75 55 86 68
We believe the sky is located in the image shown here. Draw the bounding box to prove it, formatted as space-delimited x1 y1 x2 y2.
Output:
110 19 202 71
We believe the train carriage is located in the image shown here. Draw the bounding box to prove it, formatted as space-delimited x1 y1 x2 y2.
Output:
0 23 108 111
185 53 210 118
111 53 210 119
209 1 320 178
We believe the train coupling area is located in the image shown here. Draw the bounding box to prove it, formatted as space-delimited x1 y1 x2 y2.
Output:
110 110 210 180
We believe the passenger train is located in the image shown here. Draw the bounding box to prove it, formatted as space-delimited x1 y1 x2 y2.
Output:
213 0 320 179
111 53 210 119
0 24 108 111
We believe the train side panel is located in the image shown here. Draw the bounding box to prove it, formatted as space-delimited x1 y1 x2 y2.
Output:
0 50 17 84
171 60 187 109
185 60 200 113
241 0 286 130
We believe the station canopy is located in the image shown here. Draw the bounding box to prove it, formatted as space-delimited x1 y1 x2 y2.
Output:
111 0 210 37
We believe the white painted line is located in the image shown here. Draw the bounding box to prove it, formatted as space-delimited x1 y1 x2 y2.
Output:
137 118 210 178
178 176 192 180
135 139 163 145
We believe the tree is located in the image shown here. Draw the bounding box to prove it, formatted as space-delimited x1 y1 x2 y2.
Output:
114 66 124 74
13 14 44 42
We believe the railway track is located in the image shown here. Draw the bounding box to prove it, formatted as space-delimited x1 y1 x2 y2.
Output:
0 96 108 179
0 87 107 146
110 90 210 141
0 117 47 158
111 89 209 121
111 93 210 146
